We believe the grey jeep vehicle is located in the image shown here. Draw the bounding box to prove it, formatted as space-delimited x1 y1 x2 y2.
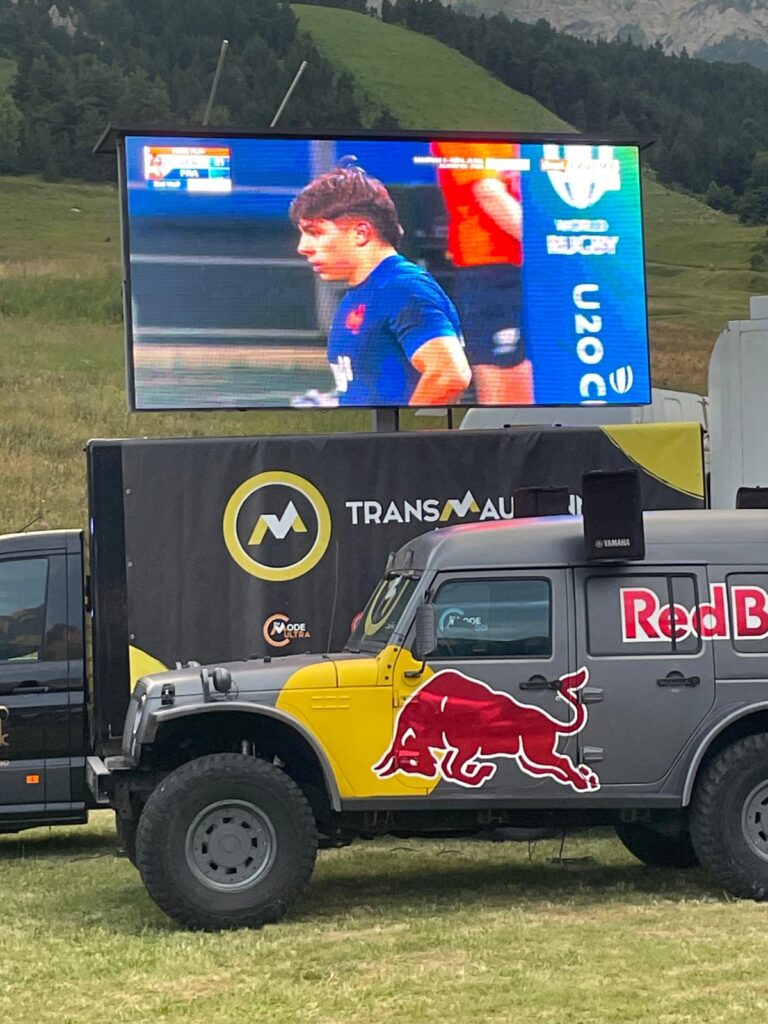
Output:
93 505 768 930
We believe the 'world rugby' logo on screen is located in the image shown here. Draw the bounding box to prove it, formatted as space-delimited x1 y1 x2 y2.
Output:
609 365 634 395
542 145 622 210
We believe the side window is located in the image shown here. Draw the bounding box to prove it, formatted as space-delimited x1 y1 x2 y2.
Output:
42 555 80 661
727 573 768 654
433 578 551 660
0 558 49 663
586 574 701 657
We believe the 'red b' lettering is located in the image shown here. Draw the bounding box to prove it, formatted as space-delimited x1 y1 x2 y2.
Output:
732 586 768 639
620 587 660 641
691 583 729 639
658 602 692 641
620 582 768 643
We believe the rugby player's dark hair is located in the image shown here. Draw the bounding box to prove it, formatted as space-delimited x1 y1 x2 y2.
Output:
290 163 404 248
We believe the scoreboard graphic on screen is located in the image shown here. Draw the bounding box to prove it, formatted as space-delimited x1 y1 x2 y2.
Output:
142 146 232 192
115 129 651 412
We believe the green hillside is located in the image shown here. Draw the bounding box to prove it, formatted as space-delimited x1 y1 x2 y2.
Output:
294 5 570 133
1 6 766 530
295 4 768 389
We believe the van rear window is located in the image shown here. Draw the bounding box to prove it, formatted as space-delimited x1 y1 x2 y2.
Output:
586 574 701 657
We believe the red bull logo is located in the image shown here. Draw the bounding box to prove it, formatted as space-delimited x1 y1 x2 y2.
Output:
373 667 599 791
620 583 768 642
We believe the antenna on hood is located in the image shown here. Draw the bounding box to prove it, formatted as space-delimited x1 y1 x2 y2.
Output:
326 540 340 656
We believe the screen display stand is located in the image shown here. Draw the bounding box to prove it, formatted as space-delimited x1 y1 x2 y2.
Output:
372 408 400 433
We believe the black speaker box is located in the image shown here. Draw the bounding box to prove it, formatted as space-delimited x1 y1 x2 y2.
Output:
736 487 768 509
582 468 645 561
513 486 571 518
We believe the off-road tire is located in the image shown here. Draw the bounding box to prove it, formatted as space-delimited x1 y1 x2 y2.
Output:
615 821 698 869
135 753 317 930
690 733 768 900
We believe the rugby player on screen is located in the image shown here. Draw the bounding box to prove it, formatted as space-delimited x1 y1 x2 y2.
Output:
290 164 471 407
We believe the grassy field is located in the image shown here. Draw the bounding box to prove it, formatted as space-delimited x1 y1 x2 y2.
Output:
3 814 768 1024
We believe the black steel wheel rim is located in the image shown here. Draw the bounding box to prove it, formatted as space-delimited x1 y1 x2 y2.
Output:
741 781 768 863
185 799 277 891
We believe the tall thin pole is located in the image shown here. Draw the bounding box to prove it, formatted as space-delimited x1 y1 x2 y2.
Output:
270 61 308 128
203 39 229 126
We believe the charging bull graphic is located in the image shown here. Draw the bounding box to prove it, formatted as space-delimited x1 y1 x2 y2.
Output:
374 667 599 791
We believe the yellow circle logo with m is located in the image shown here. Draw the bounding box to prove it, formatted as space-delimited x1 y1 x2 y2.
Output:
222 471 332 582
364 578 407 635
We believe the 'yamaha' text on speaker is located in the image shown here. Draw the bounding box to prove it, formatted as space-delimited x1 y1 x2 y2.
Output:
582 469 645 560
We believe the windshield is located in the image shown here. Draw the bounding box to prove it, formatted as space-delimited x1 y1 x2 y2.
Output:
347 574 419 651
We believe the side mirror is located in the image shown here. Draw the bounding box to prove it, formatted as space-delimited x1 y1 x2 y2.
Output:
413 604 437 662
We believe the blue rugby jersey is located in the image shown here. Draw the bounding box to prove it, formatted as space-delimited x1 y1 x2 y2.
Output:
327 254 463 406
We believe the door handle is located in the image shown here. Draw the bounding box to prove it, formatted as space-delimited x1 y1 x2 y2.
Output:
519 675 559 691
11 682 50 695
656 672 700 688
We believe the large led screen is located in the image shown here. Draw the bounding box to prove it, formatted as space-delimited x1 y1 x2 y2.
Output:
121 131 651 410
